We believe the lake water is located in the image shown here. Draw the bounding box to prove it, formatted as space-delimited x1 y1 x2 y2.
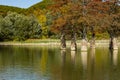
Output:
0 46 120 80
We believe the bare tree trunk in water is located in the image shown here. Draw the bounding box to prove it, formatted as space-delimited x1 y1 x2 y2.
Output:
81 27 87 51
60 32 66 50
71 33 77 51
81 39 87 51
109 37 118 50
90 32 95 48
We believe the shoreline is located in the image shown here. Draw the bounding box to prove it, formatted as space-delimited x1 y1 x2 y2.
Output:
0 40 119 47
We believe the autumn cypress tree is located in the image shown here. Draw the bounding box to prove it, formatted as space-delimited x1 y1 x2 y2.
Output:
105 2 120 50
50 1 82 50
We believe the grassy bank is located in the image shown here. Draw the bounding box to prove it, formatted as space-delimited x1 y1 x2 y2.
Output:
0 39 120 47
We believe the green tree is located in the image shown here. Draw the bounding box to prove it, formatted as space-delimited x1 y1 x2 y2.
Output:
0 12 42 41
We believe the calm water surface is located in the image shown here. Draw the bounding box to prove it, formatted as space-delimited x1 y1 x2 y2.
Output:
0 46 120 80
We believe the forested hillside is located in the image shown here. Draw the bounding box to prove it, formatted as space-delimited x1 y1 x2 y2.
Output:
0 0 120 42
28 0 53 10
0 0 53 15
0 5 25 16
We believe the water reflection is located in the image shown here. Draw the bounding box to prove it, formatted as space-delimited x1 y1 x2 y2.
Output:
88 47 96 80
61 50 66 67
90 47 96 63
0 46 120 80
71 51 76 66
0 46 50 80
81 51 88 70
40 48 48 75
110 49 118 66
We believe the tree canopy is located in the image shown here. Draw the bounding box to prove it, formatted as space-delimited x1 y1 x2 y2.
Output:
0 0 120 41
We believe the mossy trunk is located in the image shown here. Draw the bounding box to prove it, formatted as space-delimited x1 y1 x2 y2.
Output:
71 33 77 51
109 37 118 50
60 32 66 50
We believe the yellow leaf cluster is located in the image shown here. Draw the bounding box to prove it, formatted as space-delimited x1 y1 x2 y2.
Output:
38 15 47 25
60 5 70 14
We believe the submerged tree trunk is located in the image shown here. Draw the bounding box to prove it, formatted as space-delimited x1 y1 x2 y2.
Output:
60 32 66 50
90 32 95 48
71 33 77 51
81 27 87 51
108 30 118 50
81 39 87 51
109 37 118 50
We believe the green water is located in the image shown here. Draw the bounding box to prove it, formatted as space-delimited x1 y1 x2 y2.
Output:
0 46 120 80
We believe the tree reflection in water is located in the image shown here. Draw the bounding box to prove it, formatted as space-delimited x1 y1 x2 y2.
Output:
110 49 118 66
81 51 87 70
61 50 66 67
71 51 76 66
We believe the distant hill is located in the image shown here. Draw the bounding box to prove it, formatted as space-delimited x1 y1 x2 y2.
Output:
0 0 53 16
28 0 53 9
0 5 26 16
